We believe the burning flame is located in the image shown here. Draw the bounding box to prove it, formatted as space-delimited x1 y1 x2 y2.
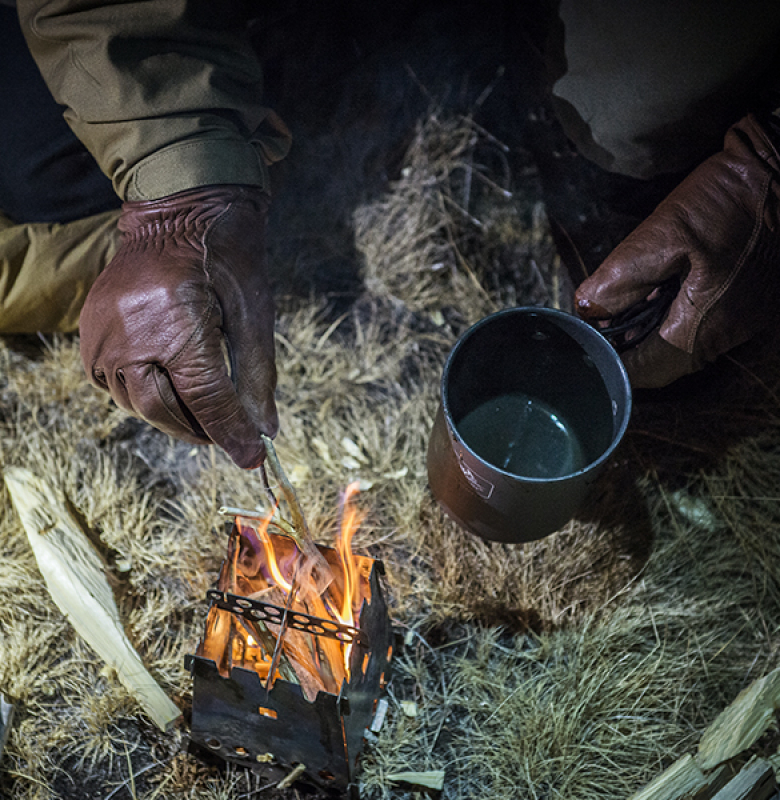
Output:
332 481 365 670
203 482 369 699
256 517 293 593
336 481 362 627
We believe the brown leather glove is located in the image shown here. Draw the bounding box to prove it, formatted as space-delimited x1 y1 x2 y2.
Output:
575 113 780 388
79 185 278 468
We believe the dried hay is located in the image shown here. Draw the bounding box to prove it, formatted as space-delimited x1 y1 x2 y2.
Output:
353 110 563 320
1 110 779 800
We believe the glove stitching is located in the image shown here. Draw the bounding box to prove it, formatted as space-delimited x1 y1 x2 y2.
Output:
160 201 235 437
163 206 231 372
201 199 240 336
686 166 771 354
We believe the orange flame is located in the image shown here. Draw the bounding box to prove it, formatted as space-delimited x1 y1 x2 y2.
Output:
208 486 368 695
336 481 363 628
255 516 293 593
333 481 365 674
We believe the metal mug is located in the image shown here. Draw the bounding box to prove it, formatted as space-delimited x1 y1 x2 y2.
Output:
427 306 632 543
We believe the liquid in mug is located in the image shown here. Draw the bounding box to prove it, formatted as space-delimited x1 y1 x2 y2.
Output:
456 392 587 478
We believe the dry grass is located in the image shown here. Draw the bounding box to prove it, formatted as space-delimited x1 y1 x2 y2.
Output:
1 110 780 799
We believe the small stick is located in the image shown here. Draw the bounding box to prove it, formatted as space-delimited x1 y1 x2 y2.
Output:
267 518 299 539
223 532 241 677
278 763 307 790
227 530 240 593
235 616 297 684
220 530 298 682
260 435 334 594
259 462 279 510
219 506 266 520
225 615 237 675
261 436 310 545
220 506 300 541
264 577 299 693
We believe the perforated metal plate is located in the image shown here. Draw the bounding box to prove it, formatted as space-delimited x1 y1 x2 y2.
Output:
206 590 366 646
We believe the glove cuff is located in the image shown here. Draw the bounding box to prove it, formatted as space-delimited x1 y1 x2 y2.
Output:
118 184 270 233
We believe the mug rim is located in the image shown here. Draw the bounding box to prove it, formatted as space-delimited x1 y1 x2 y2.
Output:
440 305 632 484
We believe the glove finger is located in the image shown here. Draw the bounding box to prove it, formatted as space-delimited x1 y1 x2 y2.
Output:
120 363 212 445
620 329 696 389
576 225 688 320
229 340 279 444
100 367 133 415
112 357 270 466
167 342 272 469
221 293 279 443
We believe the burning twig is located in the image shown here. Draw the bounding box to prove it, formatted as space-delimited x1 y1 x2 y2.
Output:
264 575 299 692
188 472 392 792
260 435 312 549
218 505 299 541
201 445 373 703
215 530 298 682
300 591 348 691
260 435 335 597
218 506 267 520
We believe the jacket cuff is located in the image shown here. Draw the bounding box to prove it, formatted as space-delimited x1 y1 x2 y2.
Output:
123 136 270 201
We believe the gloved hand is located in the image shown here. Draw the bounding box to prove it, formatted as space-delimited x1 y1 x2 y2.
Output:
575 114 780 388
79 185 278 468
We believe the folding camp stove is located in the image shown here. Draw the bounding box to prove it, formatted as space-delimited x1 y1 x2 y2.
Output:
186 512 392 795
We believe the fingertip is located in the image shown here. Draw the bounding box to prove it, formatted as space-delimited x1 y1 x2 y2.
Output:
261 404 280 440
221 413 279 470
574 290 611 320
226 437 267 470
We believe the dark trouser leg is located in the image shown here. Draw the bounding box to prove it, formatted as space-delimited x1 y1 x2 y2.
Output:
0 7 122 333
0 6 119 224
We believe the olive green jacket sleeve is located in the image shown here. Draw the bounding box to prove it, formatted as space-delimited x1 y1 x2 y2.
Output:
17 0 290 201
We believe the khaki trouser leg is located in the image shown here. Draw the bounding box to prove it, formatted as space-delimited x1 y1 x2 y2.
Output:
0 209 121 334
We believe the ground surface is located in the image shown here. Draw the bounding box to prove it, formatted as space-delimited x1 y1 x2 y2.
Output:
2 4 780 799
